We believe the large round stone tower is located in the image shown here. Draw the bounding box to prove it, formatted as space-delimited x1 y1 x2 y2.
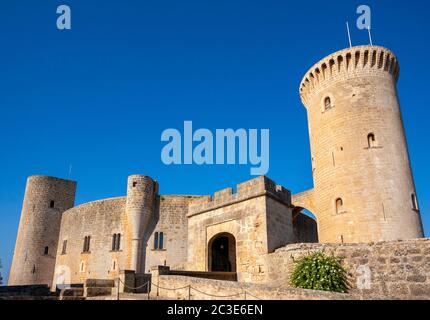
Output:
125 174 158 273
298 45 424 243
8 176 76 286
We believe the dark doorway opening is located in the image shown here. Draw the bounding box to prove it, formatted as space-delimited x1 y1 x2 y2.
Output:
292 207 318 243
208 233 236 272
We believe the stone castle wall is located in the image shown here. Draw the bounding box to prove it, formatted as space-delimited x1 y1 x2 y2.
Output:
151 239 430 300
265 239 430 299
7 44 427 299
187 176 295 283
45 175 317 288
53 197 127 287
151 273 372 300
52 193 200 288
144 195 203 273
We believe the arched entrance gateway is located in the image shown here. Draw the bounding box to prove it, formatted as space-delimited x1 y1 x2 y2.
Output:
208 233 236 272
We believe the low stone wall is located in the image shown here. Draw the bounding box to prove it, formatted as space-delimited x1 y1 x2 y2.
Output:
149 266 237 287
0 285 57 300
168 270 237 281
151 275 374 300
266 238 430 300
0 285 52 296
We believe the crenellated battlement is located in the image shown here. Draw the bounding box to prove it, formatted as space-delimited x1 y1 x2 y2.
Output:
299 45 400 107
187 176 291 216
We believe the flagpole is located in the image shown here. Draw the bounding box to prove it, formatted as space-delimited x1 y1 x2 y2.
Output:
367 26 373 46
346 22 352 48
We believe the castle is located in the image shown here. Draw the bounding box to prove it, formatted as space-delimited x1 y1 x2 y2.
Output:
8 45 425 292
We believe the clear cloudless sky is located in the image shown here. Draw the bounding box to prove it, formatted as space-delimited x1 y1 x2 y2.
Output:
0 0 429 282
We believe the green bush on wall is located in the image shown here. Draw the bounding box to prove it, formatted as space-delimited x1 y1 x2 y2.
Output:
289 252 349 293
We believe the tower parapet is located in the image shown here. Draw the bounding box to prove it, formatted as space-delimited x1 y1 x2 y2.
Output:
300 46 400 107
298 45 424 243
8 176 76 286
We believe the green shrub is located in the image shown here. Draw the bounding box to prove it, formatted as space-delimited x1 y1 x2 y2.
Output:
289 251 349 293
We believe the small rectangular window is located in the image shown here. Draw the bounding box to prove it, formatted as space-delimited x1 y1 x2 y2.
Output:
412 194 419 211
83 236 91 253
153 232 164 250
112 234 116 251
62 240 67 255
116 234 121 251
367 133 376 148
133 182 137 188
112 233 121 251
335 198 344 215
154 232 159 250
44 246 49 255
159 232 164 250
50 201 55 208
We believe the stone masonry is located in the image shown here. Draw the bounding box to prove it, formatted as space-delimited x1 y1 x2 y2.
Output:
265 239 430 299
296 45 423 243
7 45 427 300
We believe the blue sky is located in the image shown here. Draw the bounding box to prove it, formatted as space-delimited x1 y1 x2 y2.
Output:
0 0 429 282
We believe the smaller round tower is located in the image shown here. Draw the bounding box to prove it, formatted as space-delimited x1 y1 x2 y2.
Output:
125 174 158 273
8 176 76 286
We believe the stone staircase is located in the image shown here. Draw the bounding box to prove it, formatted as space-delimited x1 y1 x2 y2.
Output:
59 279 116 300
84 279 116 298
59 287 85 300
